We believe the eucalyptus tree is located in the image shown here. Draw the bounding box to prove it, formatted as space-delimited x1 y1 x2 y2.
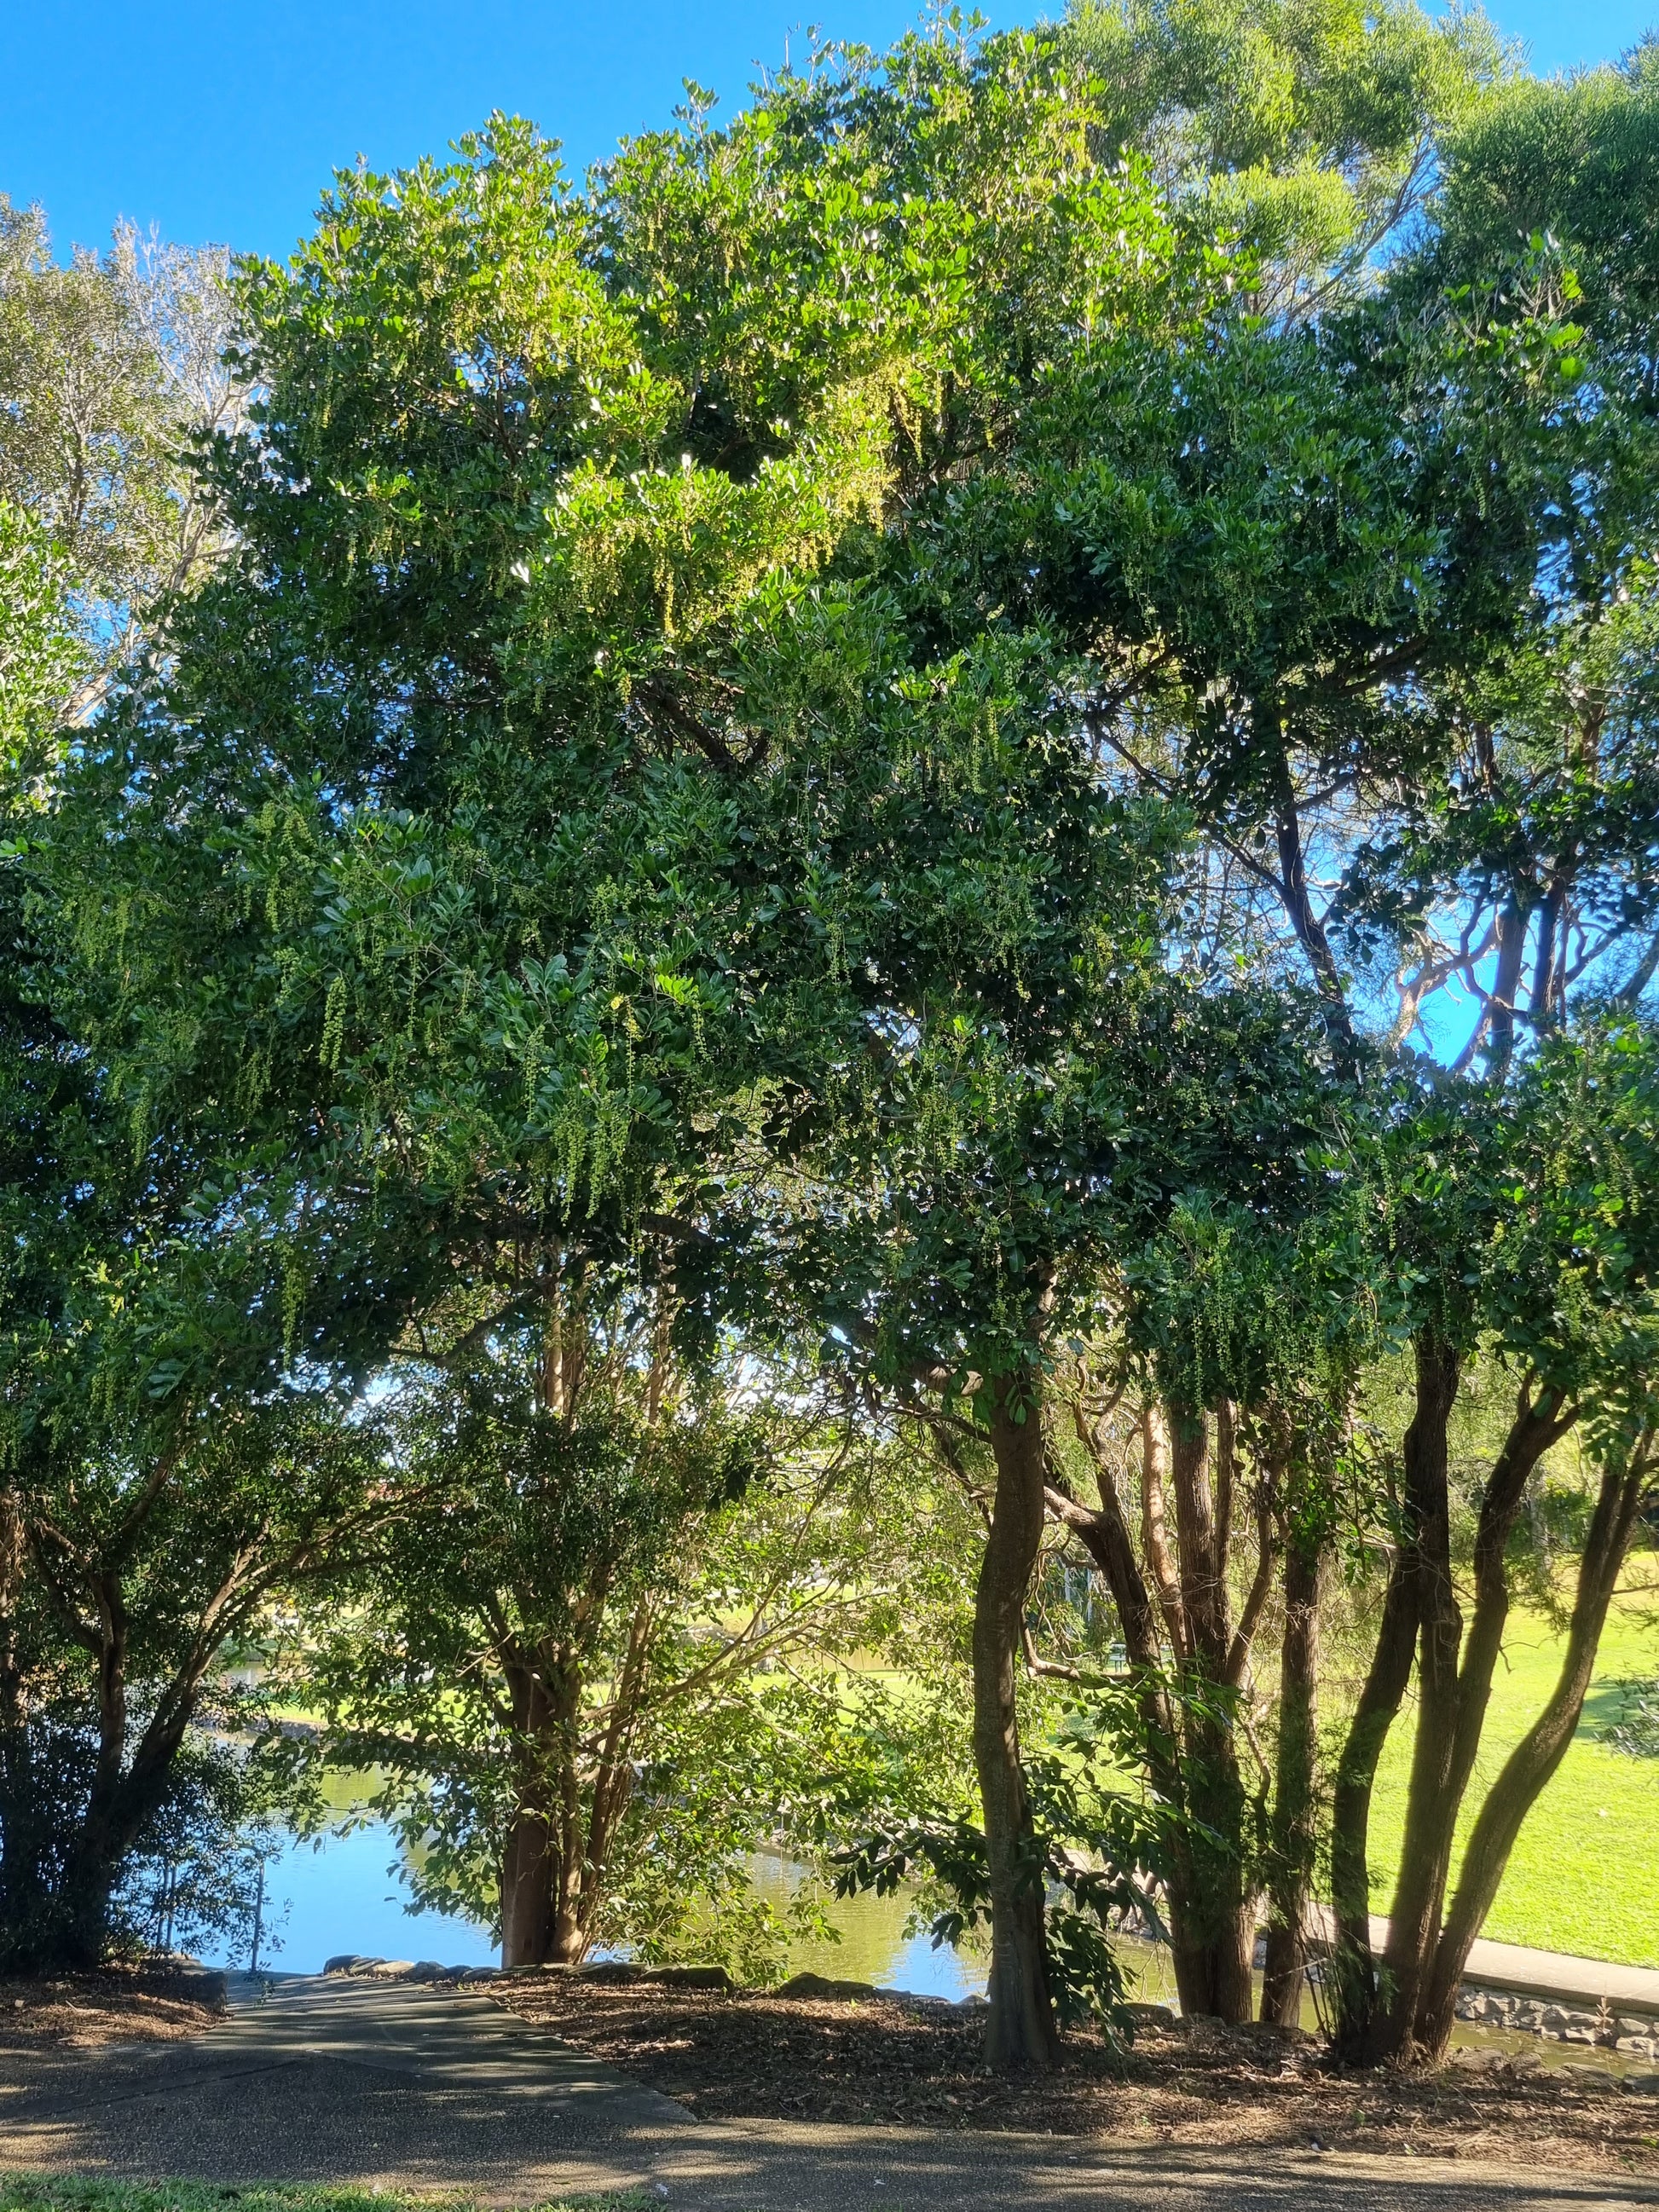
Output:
0 199 242 718
1065 0 1506 319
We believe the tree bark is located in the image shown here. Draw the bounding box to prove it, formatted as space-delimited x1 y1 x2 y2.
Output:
500 1662 562 1967
1486 892 1531 1076
500 1800 558 1967
976 1373 1061 2071
1327 1327 1451 2053
1055 1394 1254 2024
1262 1522 1322 2027
1412 1446 1647 2059
1372 1370 1573 2061
0 1487 40 1955
1330 1332 1459 2055
1140 1406 1188 1657
1372 1332 1465 2056
1163 1403 1253 2023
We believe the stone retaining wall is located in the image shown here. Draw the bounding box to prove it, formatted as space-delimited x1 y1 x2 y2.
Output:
1454 1984 1658 2053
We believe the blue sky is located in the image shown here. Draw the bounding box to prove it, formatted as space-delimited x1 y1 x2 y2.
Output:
0 0 1650 263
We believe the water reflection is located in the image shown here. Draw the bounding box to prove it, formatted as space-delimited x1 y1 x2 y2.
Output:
199 1818 498 1974
744 1851 987 1999
203 1771 991 1992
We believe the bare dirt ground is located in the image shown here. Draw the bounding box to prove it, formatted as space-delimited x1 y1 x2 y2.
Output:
484 1978 1659 2181
0 1968 222 2052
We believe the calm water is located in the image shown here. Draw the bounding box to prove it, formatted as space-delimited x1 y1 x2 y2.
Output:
204 1819 499 1975
201 1788 986 1995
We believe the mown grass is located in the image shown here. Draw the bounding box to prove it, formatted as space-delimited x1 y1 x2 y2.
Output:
0 2186 650 2212
1364 1570 1659 1967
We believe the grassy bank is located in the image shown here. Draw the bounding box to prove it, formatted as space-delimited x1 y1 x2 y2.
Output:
1364 1575 1659 1967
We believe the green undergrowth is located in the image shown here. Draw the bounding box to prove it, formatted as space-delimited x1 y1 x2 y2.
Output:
0 2184 652 2212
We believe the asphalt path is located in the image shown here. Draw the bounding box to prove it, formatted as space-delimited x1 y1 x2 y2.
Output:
3 1972 1657 2212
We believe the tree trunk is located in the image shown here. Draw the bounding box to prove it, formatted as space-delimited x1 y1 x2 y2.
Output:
1328 1532 1416 2048
975 1373 1060 2071
1371 1367 1573 2062
500 1660 564 1968
1412 1448 1647 2059
1486 891 1531 1075
1055 1394 1254 2024
1164 1405 1253 2024
1370 1333 1465 2058
1164 1747 1254 2021
1139 1406 1187 1655
500 1802 558 1967
0 1488 43 1961
1329 1331 1458 2055
1262 1524 1321 2027
56 1712 195 1971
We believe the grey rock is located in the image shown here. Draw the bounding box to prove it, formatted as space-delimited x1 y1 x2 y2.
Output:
1616 2036 1656 2057
1540 2004 1569 2029
649 1964 735 1990
1624 2071 1659 2094
1618 2015 1658 2039
404 1961 447 1983
459 1967 499 1984
773 1971 881 2001
1559 2065 1617 2095
572 1961 735 1992
323 1955 380 1976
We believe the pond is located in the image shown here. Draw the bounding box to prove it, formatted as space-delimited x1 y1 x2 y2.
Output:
198 1778 986 1997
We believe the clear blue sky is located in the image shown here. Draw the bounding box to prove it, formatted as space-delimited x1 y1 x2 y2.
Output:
0 0 1650 263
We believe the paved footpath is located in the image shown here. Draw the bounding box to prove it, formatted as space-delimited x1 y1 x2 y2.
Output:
3 1972 1657 2212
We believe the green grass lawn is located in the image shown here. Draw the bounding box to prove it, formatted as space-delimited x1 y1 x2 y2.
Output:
1361 1574 1659 1967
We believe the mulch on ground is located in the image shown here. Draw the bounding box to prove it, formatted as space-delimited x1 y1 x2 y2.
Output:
483 1978 1659 2179
0 1968 222 2052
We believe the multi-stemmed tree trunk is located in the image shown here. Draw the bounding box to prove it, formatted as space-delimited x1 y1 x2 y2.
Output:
496 1601 652 1969
1052 1395 1279 2024
1412 1447 1650 2053
1329 1331 1646 2065
974 1375 1061 2070
1261 1507 1323 2027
